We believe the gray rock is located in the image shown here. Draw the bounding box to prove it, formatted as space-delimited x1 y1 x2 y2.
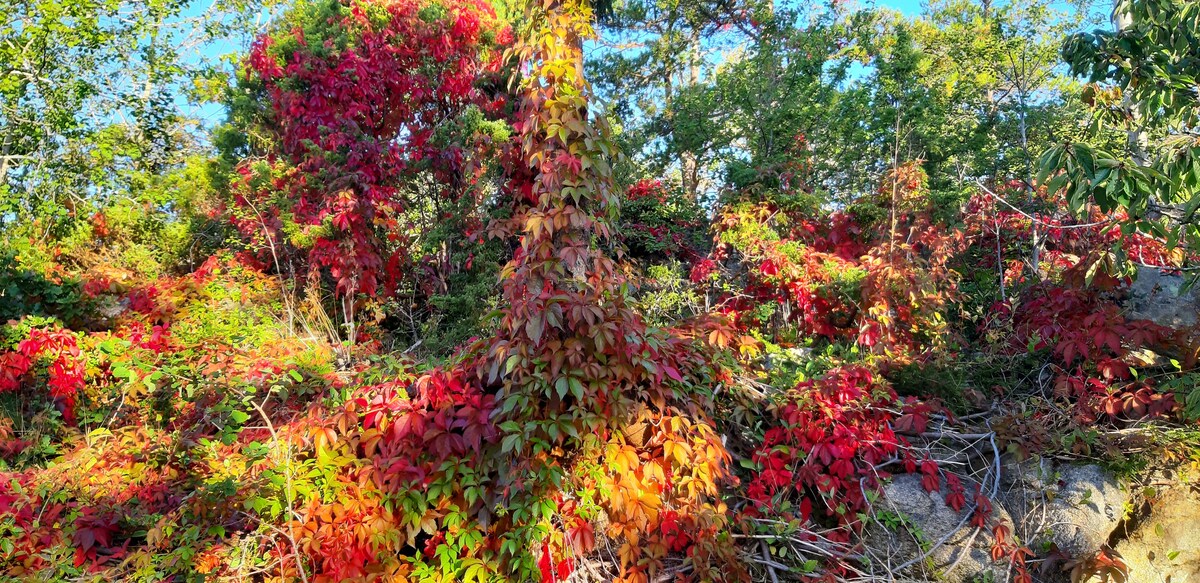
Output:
864 474 1013 583
762 347 812 370
1114 487 1200 583
1001 460 1130 558
1127 267 1200 329
96 296 128 320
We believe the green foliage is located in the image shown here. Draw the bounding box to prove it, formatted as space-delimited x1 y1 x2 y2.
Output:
887 358 972 413
408 234 505 356
1160 368 1200 422
0 255 89 325
619 179 709 261
0 0 281 238
632 261 704 327
1041 0 1200 268
759 341 820 390
821 261 867 303
596 0 1096 208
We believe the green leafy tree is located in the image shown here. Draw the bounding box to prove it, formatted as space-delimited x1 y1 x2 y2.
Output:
590 0 763 200
1038 0 1200 269
0 0 280 236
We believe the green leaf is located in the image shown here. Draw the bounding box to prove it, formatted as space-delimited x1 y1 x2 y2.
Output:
1085 257 1102 286
1072 143 1095 178
1046 174 1069 198
500 433 521 455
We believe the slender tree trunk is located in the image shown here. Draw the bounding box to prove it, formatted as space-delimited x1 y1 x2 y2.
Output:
1113 5 1148 165
0 135 11 188
680 28 701 201
1018 83 1040 278
889 105 902 262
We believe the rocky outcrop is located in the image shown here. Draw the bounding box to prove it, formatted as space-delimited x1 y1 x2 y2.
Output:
863 461 1200 582
1001 461 1130 558
1114 487 1200 583
864 474 1013 583
1127 267 1200 329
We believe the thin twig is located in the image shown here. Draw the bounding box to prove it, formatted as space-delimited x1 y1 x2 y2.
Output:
760 540 782 583
975 180 1112 229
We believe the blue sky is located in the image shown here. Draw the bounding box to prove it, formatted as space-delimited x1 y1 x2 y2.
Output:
876 0 923 15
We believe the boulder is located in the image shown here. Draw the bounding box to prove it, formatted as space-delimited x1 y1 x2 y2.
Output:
1001 460 1129 558
1114 487 1200 583
96 296 128 320
1127 267 1200 329
864 474 1013 583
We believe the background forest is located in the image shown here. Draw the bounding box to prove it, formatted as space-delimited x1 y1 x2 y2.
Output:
1 0 1199 581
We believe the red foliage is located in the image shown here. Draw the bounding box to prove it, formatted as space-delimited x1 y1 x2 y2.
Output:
625 179 668 203
690 258 718 283
709 163 964 362
91 212 111 239
72 508 123 568
538 540 574 582
232 0 509 298
993 283 1180 422
82 277 114 297
118 321 174 354
0 475 68 572
125 287 160 316
0 326 85 424
961 181 1179 291
744 367 944 538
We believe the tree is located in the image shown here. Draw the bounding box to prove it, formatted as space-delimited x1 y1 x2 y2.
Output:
0 0 280 233
590 0 755 200
1038 0 1200 270
986 0 1095 275
592 1 874 204
673 2 860 201
226 0 510 342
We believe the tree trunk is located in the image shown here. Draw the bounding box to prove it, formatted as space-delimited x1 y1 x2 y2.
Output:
1114 3 1148 165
